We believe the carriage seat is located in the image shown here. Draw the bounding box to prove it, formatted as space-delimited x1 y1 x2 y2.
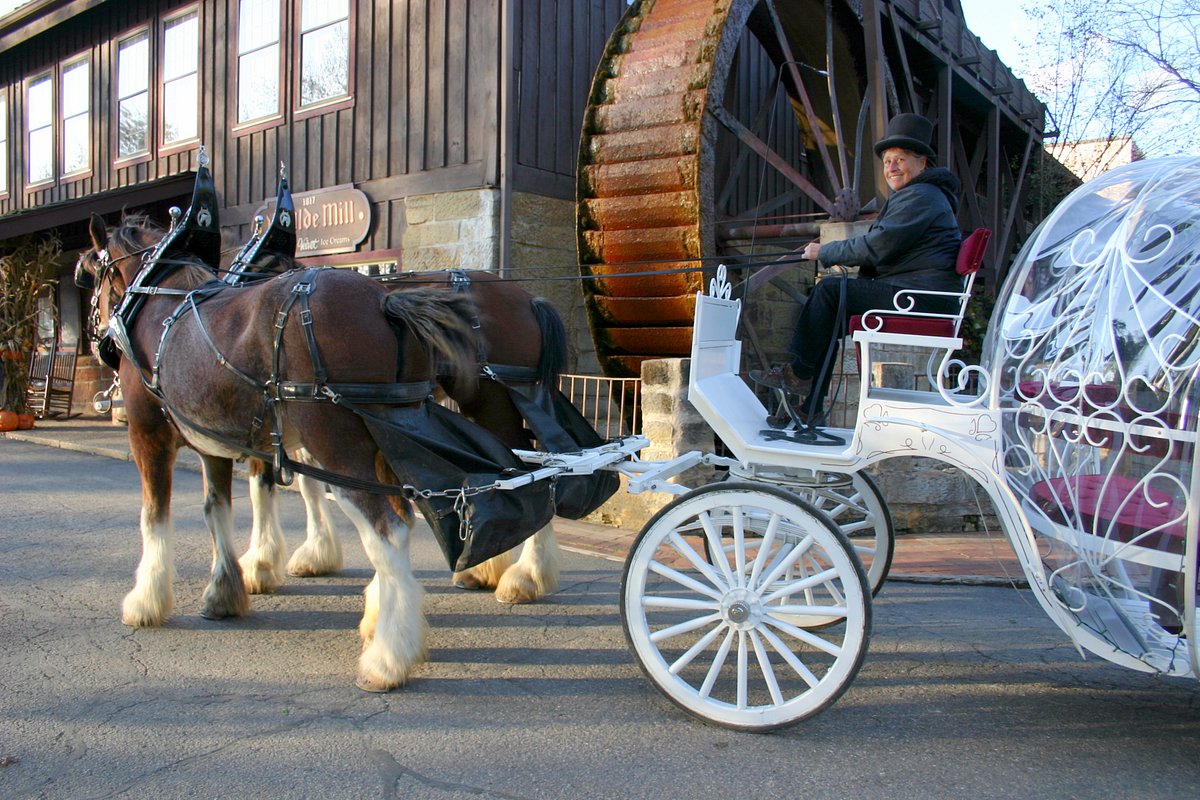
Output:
848 227 991 340
1029 474 1186 554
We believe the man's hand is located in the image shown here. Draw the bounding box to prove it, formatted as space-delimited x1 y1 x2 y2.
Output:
802 240 821 261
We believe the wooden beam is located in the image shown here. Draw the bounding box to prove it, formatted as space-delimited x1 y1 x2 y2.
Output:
861 0 889 205
708 102 836 216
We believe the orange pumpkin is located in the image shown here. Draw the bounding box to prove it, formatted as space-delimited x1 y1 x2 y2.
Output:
17 413 34 429
0 410 18 432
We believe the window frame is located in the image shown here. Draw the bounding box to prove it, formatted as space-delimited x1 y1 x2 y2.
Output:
114 25 153 167
59 53 92 180
24 70 55 190
292 0 355 121
233 0 285 134
0 89 9 198
159 5 201 157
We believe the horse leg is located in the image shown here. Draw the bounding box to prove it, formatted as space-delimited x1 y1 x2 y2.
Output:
495 522 561 604
122 428 179 627
198 455 251 620
334 490 426 691
238 458 288 594
287 457 343 576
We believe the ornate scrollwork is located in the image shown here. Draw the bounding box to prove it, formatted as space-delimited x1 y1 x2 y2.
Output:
987 158 1200 671
708 263 732 300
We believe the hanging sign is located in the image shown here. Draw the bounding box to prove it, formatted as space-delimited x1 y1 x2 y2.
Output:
257 184 371 257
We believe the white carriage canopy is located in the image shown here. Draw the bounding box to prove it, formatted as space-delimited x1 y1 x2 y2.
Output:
987 157 1200 673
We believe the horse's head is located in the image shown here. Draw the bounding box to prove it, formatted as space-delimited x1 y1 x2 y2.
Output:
75 213 165 365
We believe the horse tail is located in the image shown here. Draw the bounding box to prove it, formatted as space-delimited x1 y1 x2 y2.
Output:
531 296 568 387
382 287 478 390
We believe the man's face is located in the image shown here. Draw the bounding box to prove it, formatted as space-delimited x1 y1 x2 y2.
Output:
882 148 927 192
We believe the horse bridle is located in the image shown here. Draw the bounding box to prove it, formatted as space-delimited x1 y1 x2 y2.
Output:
79 243 153 359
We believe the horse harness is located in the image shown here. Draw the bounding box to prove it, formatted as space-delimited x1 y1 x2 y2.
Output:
99 254 549 507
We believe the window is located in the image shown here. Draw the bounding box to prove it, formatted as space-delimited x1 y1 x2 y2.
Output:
237 0 280 124
0 93 8 194
162 11 198 145
117 31 150 158
61 59 89 175
26 74 52 184
298 0 349 108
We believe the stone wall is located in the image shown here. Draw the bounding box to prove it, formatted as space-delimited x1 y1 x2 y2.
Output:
400 189 597 374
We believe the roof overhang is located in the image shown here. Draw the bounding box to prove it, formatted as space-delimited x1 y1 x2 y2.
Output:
0 171 195 240
0 0 106 55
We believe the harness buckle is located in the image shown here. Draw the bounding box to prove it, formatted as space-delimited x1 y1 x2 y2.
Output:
293 281 313 295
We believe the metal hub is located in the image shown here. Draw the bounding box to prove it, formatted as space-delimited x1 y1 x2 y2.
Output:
721 588 763 631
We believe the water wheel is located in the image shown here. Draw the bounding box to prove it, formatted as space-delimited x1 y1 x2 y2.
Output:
577 0 872 377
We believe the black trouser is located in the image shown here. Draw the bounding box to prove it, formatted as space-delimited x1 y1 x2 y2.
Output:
787 274 957 416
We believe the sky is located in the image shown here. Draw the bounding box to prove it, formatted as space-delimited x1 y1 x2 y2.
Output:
958 0 1034 73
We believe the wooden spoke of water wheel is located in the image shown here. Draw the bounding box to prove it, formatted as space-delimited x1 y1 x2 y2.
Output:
577 0 868 377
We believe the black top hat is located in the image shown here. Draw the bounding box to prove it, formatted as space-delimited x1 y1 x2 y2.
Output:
873 113 935 159
151 145 222 268
231 164 297 270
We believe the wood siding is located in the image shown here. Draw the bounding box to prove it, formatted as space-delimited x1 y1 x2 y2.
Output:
510 0 627 198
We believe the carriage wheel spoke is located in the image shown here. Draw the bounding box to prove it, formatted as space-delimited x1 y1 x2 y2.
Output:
757 535 815 590
749 628 785 706
761 567 840 604
736 630 749 710
764 615 843 658
760 624 821 688
669 620 728 675
649 612 724 644
666 531 726 589
642 595 720 611
699 627 737 699
699 511 737 588
748 510 782 587
648 559 723 601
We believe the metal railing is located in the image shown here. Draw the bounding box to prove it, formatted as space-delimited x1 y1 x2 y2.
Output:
558 373 642 440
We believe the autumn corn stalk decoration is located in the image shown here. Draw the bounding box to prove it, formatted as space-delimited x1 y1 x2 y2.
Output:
0 235 61 415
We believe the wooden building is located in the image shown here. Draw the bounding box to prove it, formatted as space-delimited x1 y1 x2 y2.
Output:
0 0 628 411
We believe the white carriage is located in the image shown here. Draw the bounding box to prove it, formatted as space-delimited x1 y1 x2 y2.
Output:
533 157 1200 731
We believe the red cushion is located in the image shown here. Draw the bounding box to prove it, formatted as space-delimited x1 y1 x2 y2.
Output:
956 228 991 276
849 313 955 337
1030 474 1185 552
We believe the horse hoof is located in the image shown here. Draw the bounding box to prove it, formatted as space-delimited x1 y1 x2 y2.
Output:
355 674 398 693
495 572 539 604
452 571 487 590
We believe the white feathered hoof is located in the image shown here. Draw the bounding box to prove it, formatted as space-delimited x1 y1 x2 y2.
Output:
121 586 173 628
287 539 343 577
355 638 425 693
495 562 557 604
239 553 284 594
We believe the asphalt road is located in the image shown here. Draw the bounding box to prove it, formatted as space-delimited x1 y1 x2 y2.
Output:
1 439 1198 799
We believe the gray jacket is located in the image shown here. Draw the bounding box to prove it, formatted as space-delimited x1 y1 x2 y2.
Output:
818 167 962 291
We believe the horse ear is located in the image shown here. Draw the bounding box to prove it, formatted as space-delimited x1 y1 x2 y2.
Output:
88 213 108 250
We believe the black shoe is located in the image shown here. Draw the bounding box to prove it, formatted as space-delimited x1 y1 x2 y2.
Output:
749 365 811 394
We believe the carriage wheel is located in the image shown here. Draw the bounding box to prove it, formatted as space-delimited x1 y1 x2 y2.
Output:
729 469 894 596
620 482 870 731
791 472 894 596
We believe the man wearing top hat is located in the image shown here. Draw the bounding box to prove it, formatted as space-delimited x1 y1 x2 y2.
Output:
751 112 962 423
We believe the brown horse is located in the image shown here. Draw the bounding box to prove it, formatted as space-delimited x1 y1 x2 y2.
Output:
77 212 485 691
242 266 571 616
